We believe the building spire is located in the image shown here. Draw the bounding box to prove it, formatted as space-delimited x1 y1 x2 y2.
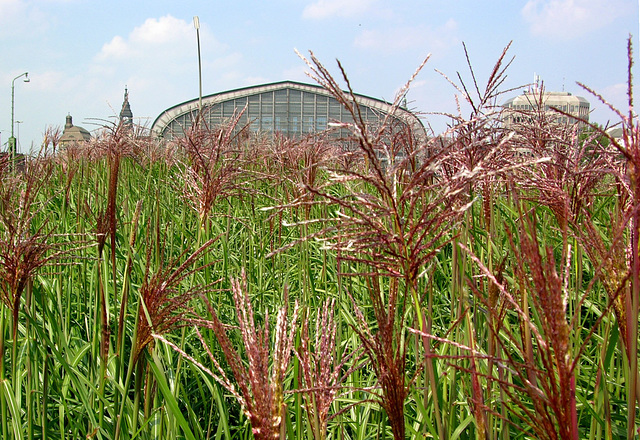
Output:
120 86 133 126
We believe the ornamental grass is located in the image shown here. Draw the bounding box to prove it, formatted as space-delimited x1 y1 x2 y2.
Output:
0 38 636 440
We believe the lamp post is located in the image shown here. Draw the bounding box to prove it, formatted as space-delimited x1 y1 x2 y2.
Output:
10 72 29 158
16 121 22 152
193 16 203 120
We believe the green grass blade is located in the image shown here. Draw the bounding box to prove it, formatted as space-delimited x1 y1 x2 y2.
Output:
2 380 24 440
148 353 197 440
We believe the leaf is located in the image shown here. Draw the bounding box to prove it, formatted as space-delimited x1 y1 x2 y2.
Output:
2 380 24 440
149 352 198 440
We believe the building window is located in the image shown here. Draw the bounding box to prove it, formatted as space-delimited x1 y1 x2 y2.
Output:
303 116 314 133
262 116 273 131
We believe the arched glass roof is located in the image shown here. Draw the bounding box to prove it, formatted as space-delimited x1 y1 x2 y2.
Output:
151 81 425 140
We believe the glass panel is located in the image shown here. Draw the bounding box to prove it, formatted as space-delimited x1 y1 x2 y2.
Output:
261 91 274 116
316 99 328 118
288 103 301 118
236 99 249 127
275 103 287 114
362 106 375 122
302 102 315 117
275 116 287 133
274 89 288 103
235 98 248 112
250 117 260 132
316 116 327 131
302 92 316 104
262 116 273 131
290 116 299 134
303 116 314 133
248 100 260 117
289 90 301 103
223 101 236 118
209 104 222 123
329 99 342 121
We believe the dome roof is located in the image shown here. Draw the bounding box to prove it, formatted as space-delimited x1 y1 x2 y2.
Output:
59 114 91 144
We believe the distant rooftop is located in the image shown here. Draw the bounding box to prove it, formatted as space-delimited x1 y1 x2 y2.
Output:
59 114 91 144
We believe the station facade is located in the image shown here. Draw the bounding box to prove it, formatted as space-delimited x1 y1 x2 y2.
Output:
151 81 425 140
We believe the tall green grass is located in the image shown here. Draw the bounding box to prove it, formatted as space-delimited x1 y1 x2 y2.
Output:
0 39 637 440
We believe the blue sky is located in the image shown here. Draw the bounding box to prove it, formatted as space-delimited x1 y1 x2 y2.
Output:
0 0 637 152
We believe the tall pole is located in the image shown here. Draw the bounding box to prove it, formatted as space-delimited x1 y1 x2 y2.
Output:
194 16 203 121
15 121 22 152
10 72 29 159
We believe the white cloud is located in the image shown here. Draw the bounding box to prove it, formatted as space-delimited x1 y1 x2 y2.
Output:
0 0 50 37
0 0 22 15
96 15 200 62
521 0 627 39
84 14 250 126
98 36 131 60
302 0 378 19
91 15 236 96
130 15 191 45
354 19 459 54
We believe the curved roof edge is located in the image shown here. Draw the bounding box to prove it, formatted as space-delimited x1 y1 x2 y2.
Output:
151 80 425 139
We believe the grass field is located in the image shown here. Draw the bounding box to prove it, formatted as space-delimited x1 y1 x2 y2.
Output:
0 43 638 440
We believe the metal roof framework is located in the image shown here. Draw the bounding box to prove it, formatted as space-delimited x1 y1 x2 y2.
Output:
151 80 425 139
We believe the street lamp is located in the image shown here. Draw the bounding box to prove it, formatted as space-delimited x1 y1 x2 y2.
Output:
15 121 22 151
10 72 29 158
193 16 203 120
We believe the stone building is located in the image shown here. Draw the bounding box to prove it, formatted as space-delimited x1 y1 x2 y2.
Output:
59 114 91 147
502 90 590 128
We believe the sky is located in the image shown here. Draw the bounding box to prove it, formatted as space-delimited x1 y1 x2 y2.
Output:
0 0 638 153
